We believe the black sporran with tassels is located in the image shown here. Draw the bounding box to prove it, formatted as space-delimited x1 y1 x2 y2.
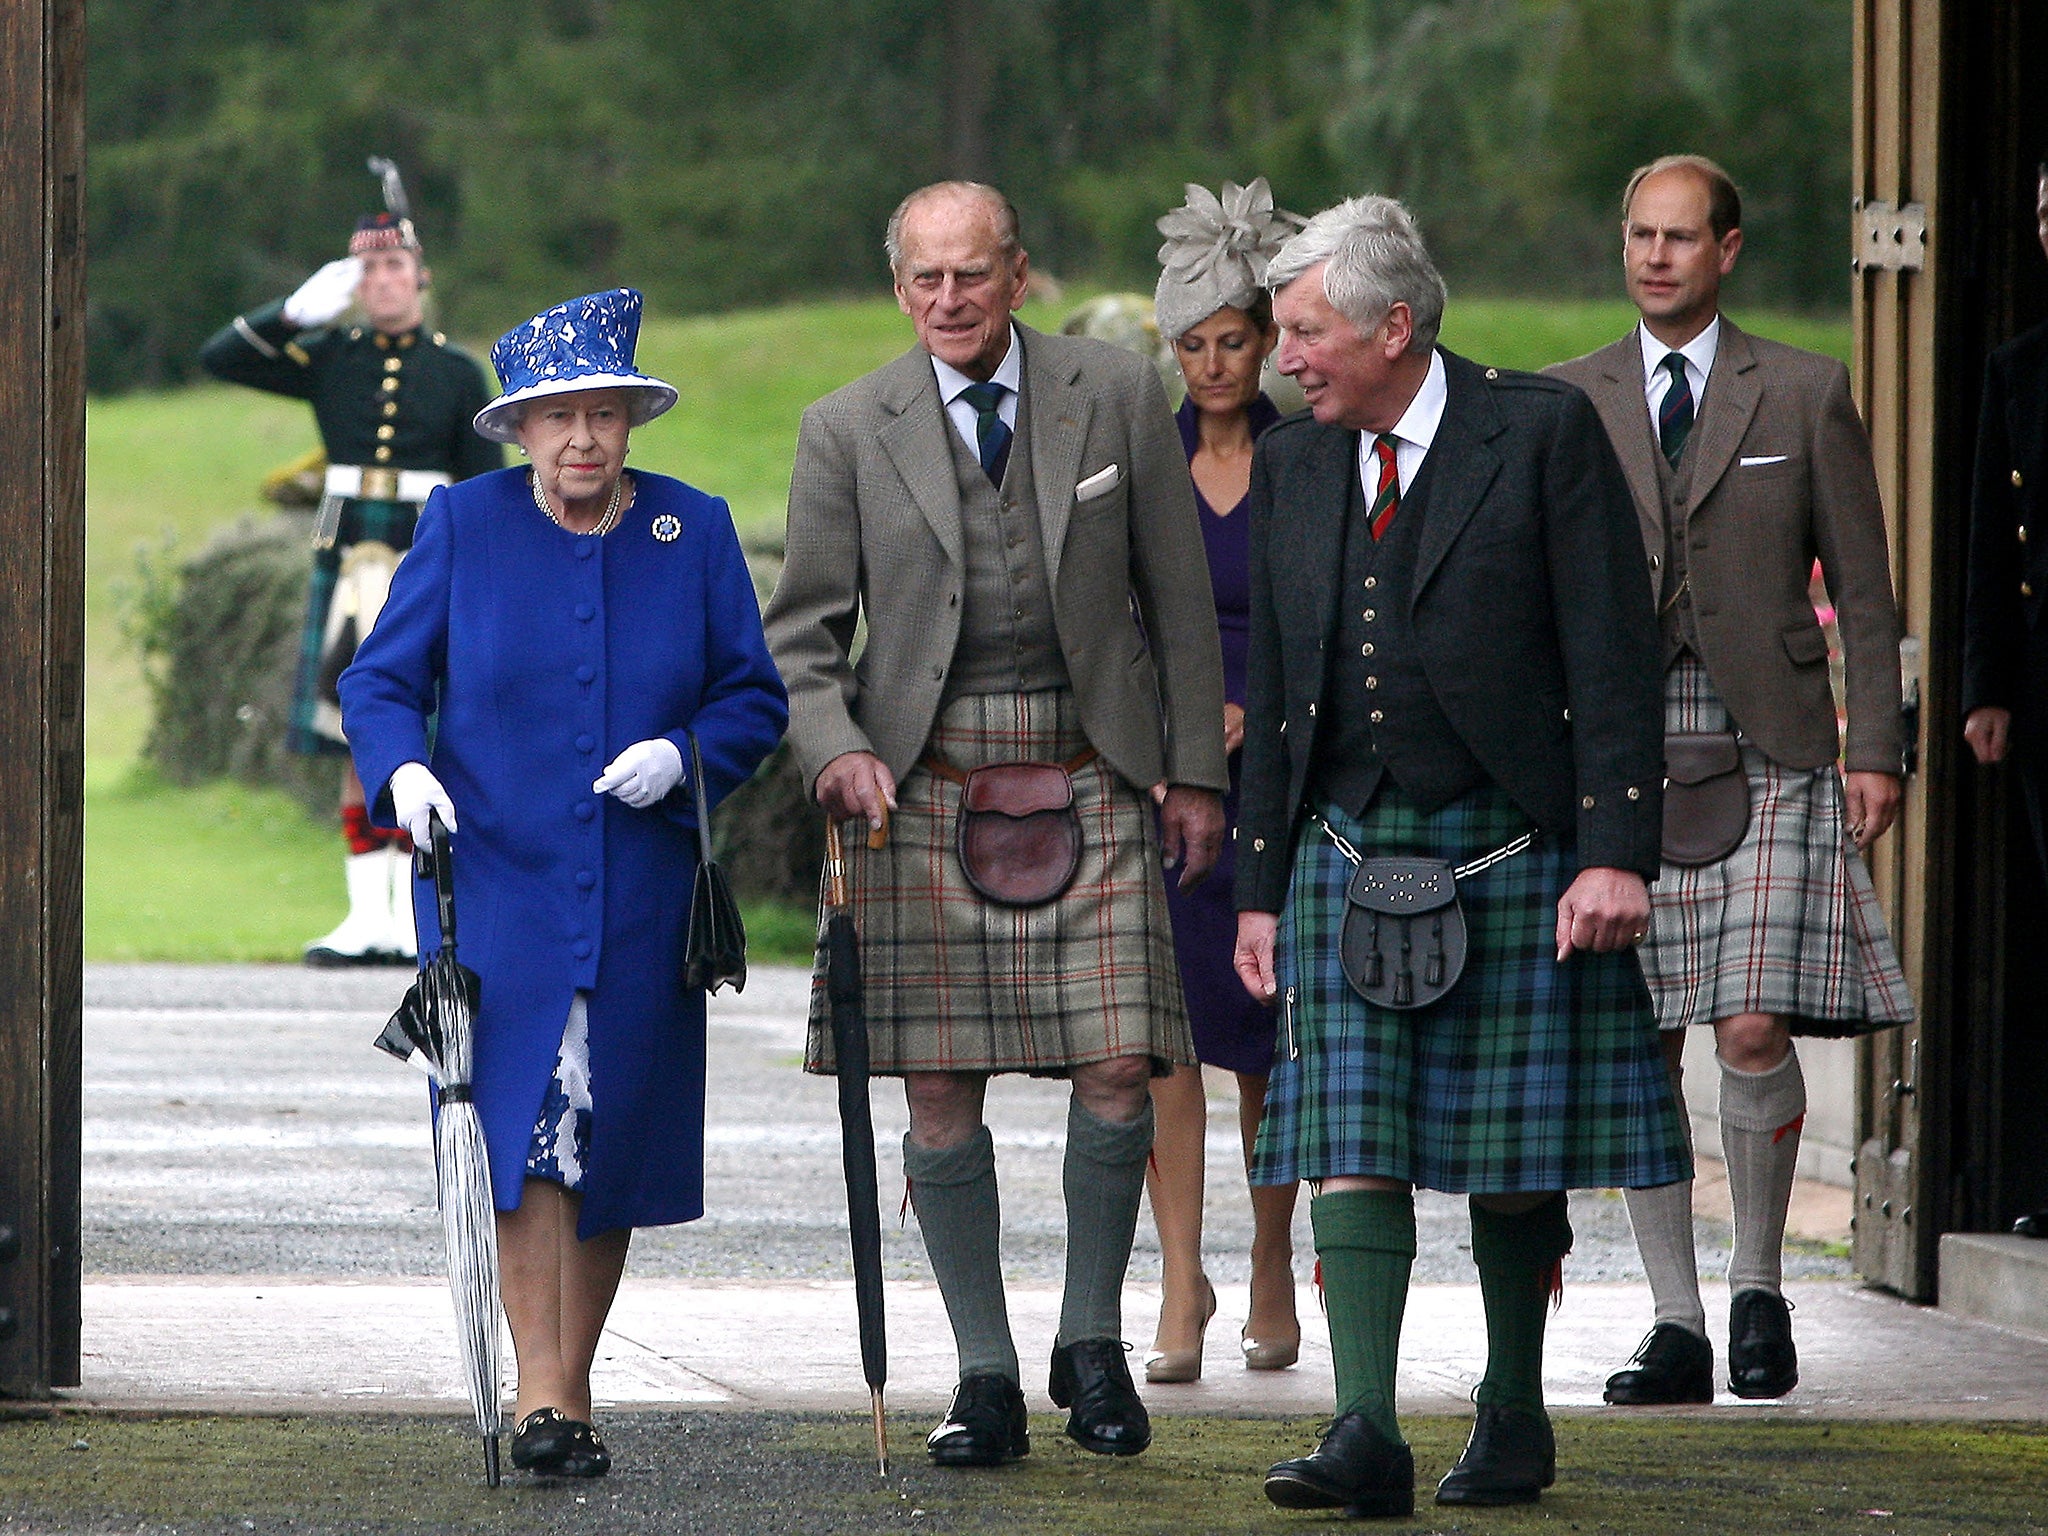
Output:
1337 857 1468 1010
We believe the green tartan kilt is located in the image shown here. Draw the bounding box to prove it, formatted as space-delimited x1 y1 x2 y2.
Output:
288 498 418 756
1250 782 1690 1194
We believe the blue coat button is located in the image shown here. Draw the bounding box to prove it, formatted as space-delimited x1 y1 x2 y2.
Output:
575 602 595 621
576 733 595 753
576 664 595 683
576 869 596 890
574 801 595 822
575 542 595 560
571 938 592 959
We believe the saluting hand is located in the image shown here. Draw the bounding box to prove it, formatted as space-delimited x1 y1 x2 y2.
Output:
283 257 364 328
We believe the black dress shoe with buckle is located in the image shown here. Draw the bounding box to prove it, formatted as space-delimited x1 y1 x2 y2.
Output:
1263 1411 1415 1518
927 1372 1029 1467
1727 1288 1798 1399
1048 1338 1150 1456
1603 1322 1714 1405
509 1407 612 1478
1434 1403 1555 1506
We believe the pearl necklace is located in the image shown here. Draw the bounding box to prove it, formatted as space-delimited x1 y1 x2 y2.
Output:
531 470 624 536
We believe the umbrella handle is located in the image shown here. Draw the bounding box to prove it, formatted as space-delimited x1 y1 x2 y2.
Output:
825 818 848 912
428 810 458 951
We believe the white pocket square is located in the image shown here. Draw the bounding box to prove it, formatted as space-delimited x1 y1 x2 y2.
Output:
1739 454 1789 467
1075 463 1122 501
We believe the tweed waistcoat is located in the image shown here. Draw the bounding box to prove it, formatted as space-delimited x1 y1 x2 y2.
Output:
943 383 1070 700
1655 427 1706 665
1310 443 1487 816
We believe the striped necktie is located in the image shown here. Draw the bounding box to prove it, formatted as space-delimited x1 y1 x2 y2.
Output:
1368 434 1400 540
958 381 1012 486
1658 352 1694 468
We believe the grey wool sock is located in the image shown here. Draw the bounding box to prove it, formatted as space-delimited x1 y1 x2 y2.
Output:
904 1126 1019 1383
1623 1050 1708 1338
1720 1046 1807 1296
1057 1095 1155 1347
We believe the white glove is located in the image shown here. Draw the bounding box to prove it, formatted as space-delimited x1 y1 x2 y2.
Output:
593 738 685 809
389 761 458 847
282 257 363 327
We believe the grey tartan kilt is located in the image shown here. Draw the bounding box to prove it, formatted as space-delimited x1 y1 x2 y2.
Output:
1640 656 1914 1037
804 688 1195 1078
1250 783 1689 1195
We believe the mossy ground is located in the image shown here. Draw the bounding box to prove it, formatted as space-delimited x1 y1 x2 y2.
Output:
1 1410 2041 1535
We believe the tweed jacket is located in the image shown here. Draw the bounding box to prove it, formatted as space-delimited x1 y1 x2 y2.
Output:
764 323 1229 797
1234 351 1665 914
1963 318 2048 720
1549 320 1905 774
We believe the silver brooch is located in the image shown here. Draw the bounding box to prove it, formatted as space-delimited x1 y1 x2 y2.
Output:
651 513 681 543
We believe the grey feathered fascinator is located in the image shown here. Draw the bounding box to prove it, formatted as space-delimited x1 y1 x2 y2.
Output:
1152 178 1304 342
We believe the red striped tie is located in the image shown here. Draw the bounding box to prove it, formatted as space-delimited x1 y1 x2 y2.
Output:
1369 435 1400 540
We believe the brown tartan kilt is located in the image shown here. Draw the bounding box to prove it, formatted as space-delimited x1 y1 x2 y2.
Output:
805 688 1195 1077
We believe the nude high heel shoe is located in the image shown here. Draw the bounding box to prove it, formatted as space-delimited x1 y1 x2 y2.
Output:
1144 1278 1218 1384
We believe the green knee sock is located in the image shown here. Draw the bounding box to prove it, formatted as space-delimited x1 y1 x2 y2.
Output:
1312 1189 1416 1444
1469 1193 1572 1416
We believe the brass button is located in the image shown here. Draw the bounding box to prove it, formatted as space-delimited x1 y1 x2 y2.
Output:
1485 367 1499 379
1364 577 1377 590
376 424 395 441
1253 838 1266 852
1627 786 1641 801
1307 702 1316 716
1650 554 1661 570
1365 676 1379 690
1363 608 1376 622
2025 582 2036 598
1362 643 1375 657
381 376 400 393
2015 469 2025 488
1369 709 1384 724
1563 708 1571 721
382 401 398 418
400 332 415 349
374 332 389 350
384 356 403 374
1581 794 1596 809
374 446 392 463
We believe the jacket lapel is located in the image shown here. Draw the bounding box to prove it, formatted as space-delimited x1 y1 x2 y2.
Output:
1021 326 1092 596
875 347 965 569
1684 318 1762 511
1284 423 1354 651
1593 330 1666 557
1412 352 1504 598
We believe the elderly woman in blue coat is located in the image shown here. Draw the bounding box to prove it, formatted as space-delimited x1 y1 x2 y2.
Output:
340 289 787 1478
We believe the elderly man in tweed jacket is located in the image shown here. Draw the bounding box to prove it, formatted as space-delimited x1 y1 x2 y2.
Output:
764 180 1227 1469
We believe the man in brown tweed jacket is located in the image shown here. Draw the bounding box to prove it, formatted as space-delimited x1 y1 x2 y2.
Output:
1550 154 1910 1409
764 181 1227 1468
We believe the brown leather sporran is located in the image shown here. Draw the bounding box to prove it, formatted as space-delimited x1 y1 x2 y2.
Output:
928 749 1098 907
1661 729 1749 866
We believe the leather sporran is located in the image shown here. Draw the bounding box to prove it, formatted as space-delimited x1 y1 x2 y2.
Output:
954 760 1084 907
1661 729 1749 867
1338 857 1469 1010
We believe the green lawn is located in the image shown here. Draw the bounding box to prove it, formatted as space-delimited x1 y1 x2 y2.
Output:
85 293 1848 962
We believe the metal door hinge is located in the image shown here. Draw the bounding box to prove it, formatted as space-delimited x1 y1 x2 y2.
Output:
1853 200 1926 273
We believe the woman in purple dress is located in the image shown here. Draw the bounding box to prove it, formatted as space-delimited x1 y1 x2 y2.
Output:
1143 180 1305 1384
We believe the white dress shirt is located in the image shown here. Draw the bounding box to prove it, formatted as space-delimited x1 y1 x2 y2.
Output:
931 325 1023 455
1357 347 1448 499
1639 315 1720 428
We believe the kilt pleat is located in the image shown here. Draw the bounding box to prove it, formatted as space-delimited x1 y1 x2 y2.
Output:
289 498 418 755
1250 784 1689 1194
805 688 1194 1077
1640 657 1913 1037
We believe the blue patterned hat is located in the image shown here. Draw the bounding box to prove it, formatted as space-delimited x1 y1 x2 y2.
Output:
473 288 678 443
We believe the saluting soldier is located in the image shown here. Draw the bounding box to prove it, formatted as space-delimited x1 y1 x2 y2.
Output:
200 161 501 966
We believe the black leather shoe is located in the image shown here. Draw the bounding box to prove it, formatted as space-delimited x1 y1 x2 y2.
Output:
926 1372 1029 1467
1263 1412 1415 1517
1434 1403 1555 1506
1603 1322 1714 1405
1727 1288 1798 1398
2012 1209 2048 1238
508 1407 611 1477
1048 1338 1150 1456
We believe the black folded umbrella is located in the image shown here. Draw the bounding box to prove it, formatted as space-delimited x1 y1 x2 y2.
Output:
683 731 747 995
375 812 505 1487
825 815 888 1475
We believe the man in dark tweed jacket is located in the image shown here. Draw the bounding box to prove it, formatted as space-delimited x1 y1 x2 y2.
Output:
765 181 1227 1469
1233 194 1685 1514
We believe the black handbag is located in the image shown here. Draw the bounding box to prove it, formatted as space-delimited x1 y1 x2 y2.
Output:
683 732 748 995
1319 817 1537 1011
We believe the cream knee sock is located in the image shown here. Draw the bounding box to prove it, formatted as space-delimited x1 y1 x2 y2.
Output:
1719 1047 1806 1297
1623 1048 1706 1338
